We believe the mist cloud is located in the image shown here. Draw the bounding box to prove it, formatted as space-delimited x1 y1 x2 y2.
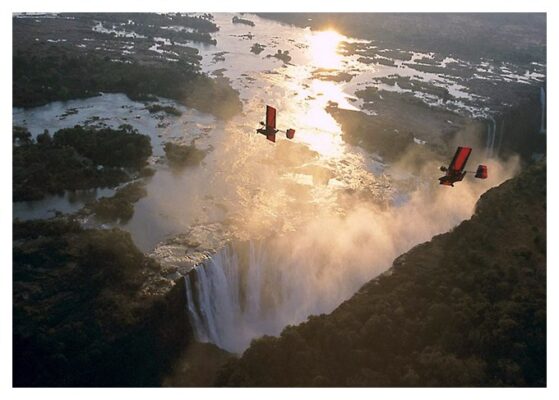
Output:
184 141 521 352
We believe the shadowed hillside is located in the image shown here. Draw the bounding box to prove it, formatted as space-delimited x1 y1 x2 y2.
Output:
216 161 546 387
13 220 193 386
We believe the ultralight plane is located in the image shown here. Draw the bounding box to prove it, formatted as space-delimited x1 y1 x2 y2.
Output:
439 146 488 187
256 105 295 143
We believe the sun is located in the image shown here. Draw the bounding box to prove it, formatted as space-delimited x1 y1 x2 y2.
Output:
307 29 344 69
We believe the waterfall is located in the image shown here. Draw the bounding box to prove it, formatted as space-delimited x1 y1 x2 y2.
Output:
183 239 370 353
485 116 497 158
184 245 245 350
540 86 546 134
496 118 505 156
184 242 281 353
181 188 491 354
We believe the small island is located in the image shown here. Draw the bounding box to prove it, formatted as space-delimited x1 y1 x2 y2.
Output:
232 16 255 27
270 49 291 63
164 142 207 168
250 43 265 55
13 124 152 202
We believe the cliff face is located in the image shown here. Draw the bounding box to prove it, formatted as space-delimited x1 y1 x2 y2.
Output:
216 161 546 387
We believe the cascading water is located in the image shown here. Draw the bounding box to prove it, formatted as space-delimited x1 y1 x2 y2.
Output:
184 238 382 353
540 86 546 134
185 241 293 353
485 116 497 158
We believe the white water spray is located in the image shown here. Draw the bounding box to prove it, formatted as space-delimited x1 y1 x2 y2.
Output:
185 241 291 352
183 156 519 354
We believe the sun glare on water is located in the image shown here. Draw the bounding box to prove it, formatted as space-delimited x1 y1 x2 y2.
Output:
308 29 344 69
278 29 359 159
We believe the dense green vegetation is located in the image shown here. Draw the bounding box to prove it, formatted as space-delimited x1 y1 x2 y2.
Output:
163 342 234 386
232 16 255 27
88 181 147 223
13 45 242 119
146 104 183 117
13 125 151 201
217 162 546 387
70 12 220 34
13 219 193 386
13 126 32 145
163 142 207 168
250 43 265 55
270 49 291 63
52 124 152 169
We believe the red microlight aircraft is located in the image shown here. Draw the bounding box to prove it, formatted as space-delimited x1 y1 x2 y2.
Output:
256 105 296 143
439 146 488 187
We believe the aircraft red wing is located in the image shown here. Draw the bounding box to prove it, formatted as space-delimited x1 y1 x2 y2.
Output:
439 146 488 186
266 105 276 130
449 146 472 173
256 105 296 142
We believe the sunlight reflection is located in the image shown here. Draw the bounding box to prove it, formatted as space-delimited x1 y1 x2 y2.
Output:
296 101 345 158
292 78 362 158
277 65 362 159
307 30 344 69
309 80 358 111
257 30 360 160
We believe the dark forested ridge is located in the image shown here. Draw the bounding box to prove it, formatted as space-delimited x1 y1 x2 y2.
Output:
217 161 546 387
13 220 193 387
